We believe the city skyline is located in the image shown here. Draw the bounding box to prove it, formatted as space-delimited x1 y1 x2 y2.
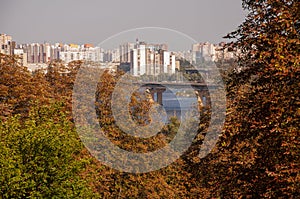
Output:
0 0 247 51
1 31 238 76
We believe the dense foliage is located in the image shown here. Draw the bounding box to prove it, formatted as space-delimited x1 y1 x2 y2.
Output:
0 103 95 198
195 0 300 197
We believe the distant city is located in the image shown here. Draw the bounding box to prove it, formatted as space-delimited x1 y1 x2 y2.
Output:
1 33 238 76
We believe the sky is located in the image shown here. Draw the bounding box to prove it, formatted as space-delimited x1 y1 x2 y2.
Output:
0 0 247 51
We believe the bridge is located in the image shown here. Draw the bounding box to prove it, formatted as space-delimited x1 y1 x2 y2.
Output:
136 81 217 90
133 81 216 107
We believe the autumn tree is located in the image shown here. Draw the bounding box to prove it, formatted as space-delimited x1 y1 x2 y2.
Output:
190 0 299 198
74 68 200 198
45 60 81 98
45 60 82 118
0 53 53 119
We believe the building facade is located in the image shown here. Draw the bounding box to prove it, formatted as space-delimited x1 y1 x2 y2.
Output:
130 41 175 76
0 33 14 55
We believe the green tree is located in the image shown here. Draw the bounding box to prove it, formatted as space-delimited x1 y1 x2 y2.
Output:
0 103 95 198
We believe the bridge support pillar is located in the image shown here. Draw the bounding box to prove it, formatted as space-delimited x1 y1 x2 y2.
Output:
157 91 163 105
145 87 166 105
203 90 210 107
151 92 155 100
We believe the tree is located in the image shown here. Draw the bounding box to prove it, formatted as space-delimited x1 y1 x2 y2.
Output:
0 53 56 120
0 103 95 198
75 68 198 198
0 53 33 118
190 0 299 197
45 60 82 119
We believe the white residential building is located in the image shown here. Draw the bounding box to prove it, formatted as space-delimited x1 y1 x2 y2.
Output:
130 41 175 76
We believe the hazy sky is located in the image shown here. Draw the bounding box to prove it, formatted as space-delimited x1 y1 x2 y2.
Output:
0 0 247 50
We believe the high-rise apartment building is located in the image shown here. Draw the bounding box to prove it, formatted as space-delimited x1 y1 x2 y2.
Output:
130 41 175 76
13 48 27 66
192 42 216 64
59 44 103 63
120 42 135 63
0 33 15 55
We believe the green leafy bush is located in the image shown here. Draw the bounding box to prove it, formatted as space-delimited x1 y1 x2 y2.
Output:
0 103 94 198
